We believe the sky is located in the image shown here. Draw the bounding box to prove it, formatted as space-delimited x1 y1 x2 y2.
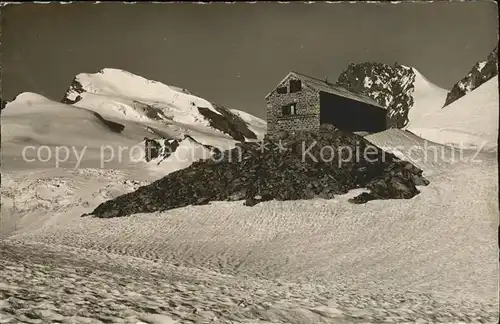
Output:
1 2 498 118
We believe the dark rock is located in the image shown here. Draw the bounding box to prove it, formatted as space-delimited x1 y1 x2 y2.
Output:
143 135 217 166
144 138 163 162
244 196 258 207
336 62 416 129
88 128 429 218
134 101 170 121
92 112 125 133
197 103 257 141
61 77 86 104
0 97 7 110
443 46 498 107
228 189 247 201
348 192 373 204
194 196 211 205
143 137 180 163
319 123 339 132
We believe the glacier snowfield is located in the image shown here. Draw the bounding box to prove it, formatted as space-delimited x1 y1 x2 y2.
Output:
1 68 498 324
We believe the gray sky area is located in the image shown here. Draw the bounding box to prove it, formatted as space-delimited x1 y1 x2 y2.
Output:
1 2 498 118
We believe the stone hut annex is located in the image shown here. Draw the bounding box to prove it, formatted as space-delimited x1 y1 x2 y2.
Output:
265 71 387 135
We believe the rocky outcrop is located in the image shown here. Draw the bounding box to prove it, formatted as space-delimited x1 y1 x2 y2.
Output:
443 47 498 107
92 112 125 133
144 137 175 162
61 77 85 104
336 63 416 129
198 103 257 141
0 97 7 110
87 125 429 218
143 135 221 166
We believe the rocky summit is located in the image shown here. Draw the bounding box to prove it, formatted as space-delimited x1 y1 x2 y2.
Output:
87 126 429 218
143 134 219 165
336 62 416 129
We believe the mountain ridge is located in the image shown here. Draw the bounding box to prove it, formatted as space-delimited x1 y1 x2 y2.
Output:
443 46 498 107
60 68 261 141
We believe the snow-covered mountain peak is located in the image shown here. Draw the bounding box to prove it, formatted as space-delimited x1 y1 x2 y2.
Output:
8 92 53 106
336 62 448 128
61 68 264 141
63 68 208 108
411 68 445 92
2 92 67 115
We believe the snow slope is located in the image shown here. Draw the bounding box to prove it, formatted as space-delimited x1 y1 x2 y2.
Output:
1 85 263 175
1 168 147 238
407 76 499 151
2 92 137 146
365 128 458 174
1 93 156 171
135 136 215 176
2 127 498 322
230 108 267 140
65 68 221 122
66 69 187 102
5 239 497 324
2 153 498 311
443 46 498 107
0 93 235 175
404 67 449 128
63 68 263 141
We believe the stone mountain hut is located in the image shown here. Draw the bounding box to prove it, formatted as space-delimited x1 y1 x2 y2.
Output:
265 71 387 136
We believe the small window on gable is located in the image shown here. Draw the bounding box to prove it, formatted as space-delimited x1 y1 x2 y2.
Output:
281 103 297 116
289 79 302 93
276 86 287 94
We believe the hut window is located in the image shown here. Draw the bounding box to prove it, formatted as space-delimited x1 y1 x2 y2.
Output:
282 103 297 116
277 86 287 94
289 79 302 93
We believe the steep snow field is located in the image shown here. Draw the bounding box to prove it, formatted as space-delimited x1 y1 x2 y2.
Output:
405 68 449 127
407 76 499 151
